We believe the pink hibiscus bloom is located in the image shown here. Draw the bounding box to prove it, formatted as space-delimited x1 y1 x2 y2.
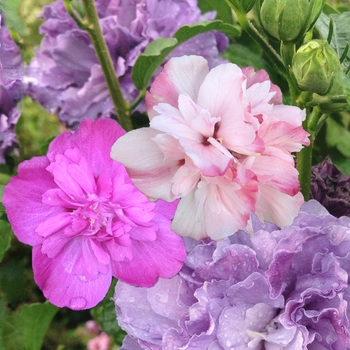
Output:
3 118 186 310
111 55 309 240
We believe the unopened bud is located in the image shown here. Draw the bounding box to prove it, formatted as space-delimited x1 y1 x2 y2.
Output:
291 40 341 95
259 0 325 42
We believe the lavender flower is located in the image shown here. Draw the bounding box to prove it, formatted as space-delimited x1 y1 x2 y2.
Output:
0 14 23 162
311 156 350 217
114 200 350 349
25 0 228 128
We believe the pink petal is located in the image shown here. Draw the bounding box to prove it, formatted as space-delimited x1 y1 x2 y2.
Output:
256 185 304 228
249 155 300 196
111 128 165 171
111 128 180 200
171 187 207 240
111 210 186 286
33 244 112 310
35 212 72 238
3 156 59 246
242 66 282 104
180 138 233 176
268 104 306 127
171 162 201 197
259 121 310 152
48 118 125 176
172 172 259 240
177 94 219 137
47 153 86 199
146 55 209 119
196 62 247 121
151 102 202 142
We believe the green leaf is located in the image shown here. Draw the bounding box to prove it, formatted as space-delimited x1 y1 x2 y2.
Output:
0 297 10 350
223 43 270 71
2 302 58 350
316 11 350 72
197 0 233 23
174 20 240 42
0 220 12 263
90 279 126 346
326 117 350 158
132 20 241 90
0 185 5 213
0 0 24 34
132 37 178 91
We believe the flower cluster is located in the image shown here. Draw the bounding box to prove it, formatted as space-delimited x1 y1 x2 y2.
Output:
3 118 186 309
0 13 23 162
25 0 227 128
114 200 350 349
111 55 310 240
311 156 350 217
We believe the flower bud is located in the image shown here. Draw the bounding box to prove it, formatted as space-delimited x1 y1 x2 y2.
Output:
291 40 341 95
259 0 325 42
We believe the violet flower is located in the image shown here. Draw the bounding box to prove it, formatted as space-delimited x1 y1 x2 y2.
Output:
114 200 350 349
311 156 350 217
25 0 228 128
0 14 23 162
3 118 186 310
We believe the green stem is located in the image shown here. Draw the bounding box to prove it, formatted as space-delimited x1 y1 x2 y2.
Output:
297 106 323 200
81 0 133 131
230 6 287 76
281 43 303 106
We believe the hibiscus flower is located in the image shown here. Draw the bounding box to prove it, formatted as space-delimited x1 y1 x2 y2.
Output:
111 55 309 240
3 118 186 309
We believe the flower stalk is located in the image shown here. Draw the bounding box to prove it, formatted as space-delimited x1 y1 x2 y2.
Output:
231 6 287 76
297 106 324 200
65 0 133 131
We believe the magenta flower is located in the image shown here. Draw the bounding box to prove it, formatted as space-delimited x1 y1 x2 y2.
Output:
111 55 310 240
3 118 186 310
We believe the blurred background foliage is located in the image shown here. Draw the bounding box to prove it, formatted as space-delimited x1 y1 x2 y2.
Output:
0 0 349 349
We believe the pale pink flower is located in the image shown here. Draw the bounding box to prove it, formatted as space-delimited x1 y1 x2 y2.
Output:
3 118 186 309
111 55 309 240
87 333 110 350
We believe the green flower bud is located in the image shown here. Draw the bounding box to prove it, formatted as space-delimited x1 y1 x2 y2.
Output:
291 40 341 95
259 0 325 42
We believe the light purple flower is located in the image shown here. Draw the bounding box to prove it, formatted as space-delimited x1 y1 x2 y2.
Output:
25 0 228 128
3 118 186 310
114 200 350 349
0 14 23 162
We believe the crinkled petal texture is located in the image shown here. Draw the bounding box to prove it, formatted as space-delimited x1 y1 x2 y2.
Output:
111 55 309 240
25 0 227 128
0 17 23 162
114 201 350 349
3 118 186 310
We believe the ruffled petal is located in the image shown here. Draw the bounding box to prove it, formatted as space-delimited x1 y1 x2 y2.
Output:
111 128 180 200
146 55 209 119
3 156 59 246
33 243 112 310
48 118 125 175
111 204 186 286
256 186 305 228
